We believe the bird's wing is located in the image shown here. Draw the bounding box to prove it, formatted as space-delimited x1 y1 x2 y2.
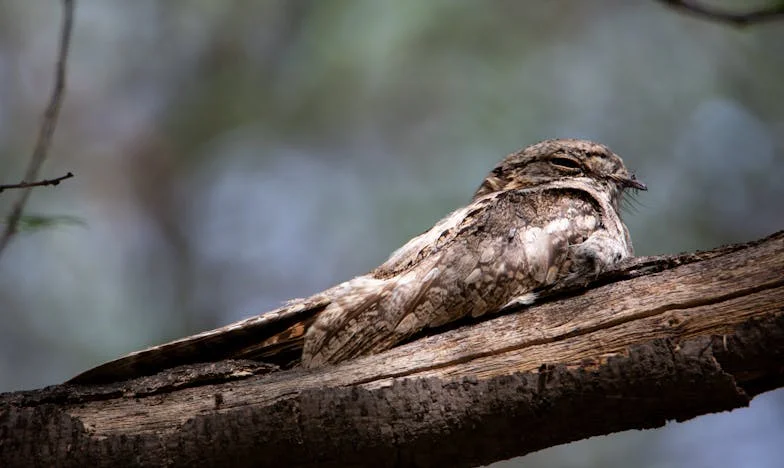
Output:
302 187 607 367
67 295 330 385
372 195 499 278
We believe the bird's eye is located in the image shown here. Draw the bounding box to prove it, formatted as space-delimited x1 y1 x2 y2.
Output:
551 157 581 170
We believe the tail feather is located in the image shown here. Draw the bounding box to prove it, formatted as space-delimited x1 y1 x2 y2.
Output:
67 297 328 385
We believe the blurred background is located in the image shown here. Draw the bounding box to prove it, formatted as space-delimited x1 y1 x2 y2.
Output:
1 0 782 466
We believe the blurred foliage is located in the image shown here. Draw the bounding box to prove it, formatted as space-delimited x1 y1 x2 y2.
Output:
0 1 782 467
2 214 86 233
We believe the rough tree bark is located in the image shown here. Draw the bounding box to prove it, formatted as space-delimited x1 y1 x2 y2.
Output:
1 231 783 468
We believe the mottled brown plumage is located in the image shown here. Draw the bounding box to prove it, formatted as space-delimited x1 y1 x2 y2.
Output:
302 139 645 367
69 139 645 384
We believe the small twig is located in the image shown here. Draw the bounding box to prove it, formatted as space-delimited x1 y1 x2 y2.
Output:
0 0 74 259
0 172 74 193
658 0 784 27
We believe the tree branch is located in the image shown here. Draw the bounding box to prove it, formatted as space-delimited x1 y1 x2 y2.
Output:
1 231 782 467
0 172 74 193
0 0 74 260
657 0 784 27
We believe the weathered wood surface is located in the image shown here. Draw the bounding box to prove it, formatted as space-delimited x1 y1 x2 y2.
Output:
1 231 783 468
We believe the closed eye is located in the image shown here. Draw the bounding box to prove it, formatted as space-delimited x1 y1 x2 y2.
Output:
551 157 581 170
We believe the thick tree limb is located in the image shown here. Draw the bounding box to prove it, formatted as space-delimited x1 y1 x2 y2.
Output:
1 231 783 467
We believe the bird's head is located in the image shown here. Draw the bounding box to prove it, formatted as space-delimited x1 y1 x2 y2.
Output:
473 139 646 206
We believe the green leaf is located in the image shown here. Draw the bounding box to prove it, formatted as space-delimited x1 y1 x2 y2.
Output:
3 214 87 233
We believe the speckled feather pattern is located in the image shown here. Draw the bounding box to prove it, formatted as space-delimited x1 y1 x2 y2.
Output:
302 178 634 367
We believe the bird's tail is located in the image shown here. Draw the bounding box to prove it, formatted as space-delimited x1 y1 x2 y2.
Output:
67 296 329 385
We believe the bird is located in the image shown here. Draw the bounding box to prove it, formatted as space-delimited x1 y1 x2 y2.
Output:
68 138 645 384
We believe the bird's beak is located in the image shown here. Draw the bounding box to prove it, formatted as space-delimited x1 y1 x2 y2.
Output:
612 173 647 191
622 173 647 191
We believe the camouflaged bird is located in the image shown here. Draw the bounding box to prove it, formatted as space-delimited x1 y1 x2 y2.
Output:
69 139 645 384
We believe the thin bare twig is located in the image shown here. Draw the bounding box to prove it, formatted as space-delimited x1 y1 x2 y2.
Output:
0 0 75 259
658 0 784 27
0 172 74 193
